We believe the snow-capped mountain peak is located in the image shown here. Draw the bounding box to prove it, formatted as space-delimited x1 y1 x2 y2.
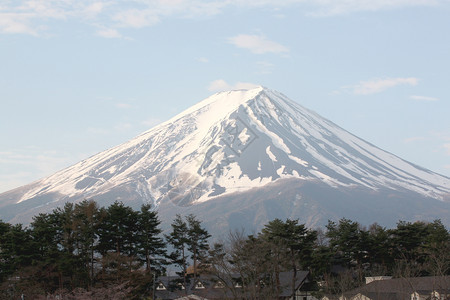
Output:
1 87 449 227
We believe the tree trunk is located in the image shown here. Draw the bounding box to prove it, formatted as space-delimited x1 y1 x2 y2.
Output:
193 244 197 281
182 246 187 295
291 250 297 299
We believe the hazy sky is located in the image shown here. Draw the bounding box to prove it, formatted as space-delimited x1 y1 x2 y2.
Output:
1 0 450 193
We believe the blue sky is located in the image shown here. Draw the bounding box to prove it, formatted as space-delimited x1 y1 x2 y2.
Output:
1 0 450 193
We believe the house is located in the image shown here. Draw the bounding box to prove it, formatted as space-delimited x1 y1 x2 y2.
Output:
174 296 208 300
153 270 316 300
331 276 450 300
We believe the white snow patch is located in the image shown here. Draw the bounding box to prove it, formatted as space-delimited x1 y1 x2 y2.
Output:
266 146 277 162
289 155 308 167
309 169 341 187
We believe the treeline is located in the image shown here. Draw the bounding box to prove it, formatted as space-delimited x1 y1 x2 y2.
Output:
213 218 450 298
0 200 169 299
0 200 449 299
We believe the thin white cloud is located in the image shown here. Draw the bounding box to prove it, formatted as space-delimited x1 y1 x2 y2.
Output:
444 143 450 155
113 9 160 28
0 171 34 193
0 148 79 193
410 95 439 102
234 82 261 90
256 61 275 74
335 77 419 95
230 0 439 13
228 34 289 54
208 79 260 92
114 122 133 132
354 77 419 95
114 102 132 109
141 118 163 128
87 127 110 135
83 2 105 18
208 79 230 92
96 27 122 38
0 0 446 36
404 136 425 143
18 0 68 19
197 57 209 63
0 13 39 35
306 0 439 16
431 132 450 157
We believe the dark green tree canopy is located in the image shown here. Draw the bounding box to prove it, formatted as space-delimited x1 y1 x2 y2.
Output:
1 203 449 299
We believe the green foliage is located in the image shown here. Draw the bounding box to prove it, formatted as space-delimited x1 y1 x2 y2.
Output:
1 202 449 299
72 199 102 285
0 200 167 298
97 201 140 256
166 214 211 281
0 222 34 282
136 203 167 274
366 223 392 267
326 218 368 268
186 214 211 278
261 218 317 270
166 214 190 278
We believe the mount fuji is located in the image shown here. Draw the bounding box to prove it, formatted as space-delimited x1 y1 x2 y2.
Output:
1 87 449 232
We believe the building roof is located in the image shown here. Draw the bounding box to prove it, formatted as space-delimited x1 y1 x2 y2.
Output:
154 270 309 300
342 276 450 300
174 296 208 300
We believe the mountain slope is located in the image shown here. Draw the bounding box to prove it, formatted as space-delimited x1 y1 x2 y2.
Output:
1 87 449 229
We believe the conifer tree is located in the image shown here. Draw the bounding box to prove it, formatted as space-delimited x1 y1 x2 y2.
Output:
73 199 102 286
260 218 317 297
31 209 68 291
186 214 211 280
0 220 12 283
0 222 34 283
166 214 189 287
326 218 367 268
96 201 142 286
97 201 139 256
136 203 167 274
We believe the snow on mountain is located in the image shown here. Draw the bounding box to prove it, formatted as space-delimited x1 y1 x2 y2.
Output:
1 87 449 228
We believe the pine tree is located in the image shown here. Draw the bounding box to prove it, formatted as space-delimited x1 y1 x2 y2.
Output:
366 222 392 273
96 201 141 285
72 199 102 286
0 220 12 283
186 214 211 280
326 218 366 268
0 222 34 283
260 218 317 297
136 203 167 275
31 209 67 292
166 214 190 292
390 220 429 263
97 201 139 256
